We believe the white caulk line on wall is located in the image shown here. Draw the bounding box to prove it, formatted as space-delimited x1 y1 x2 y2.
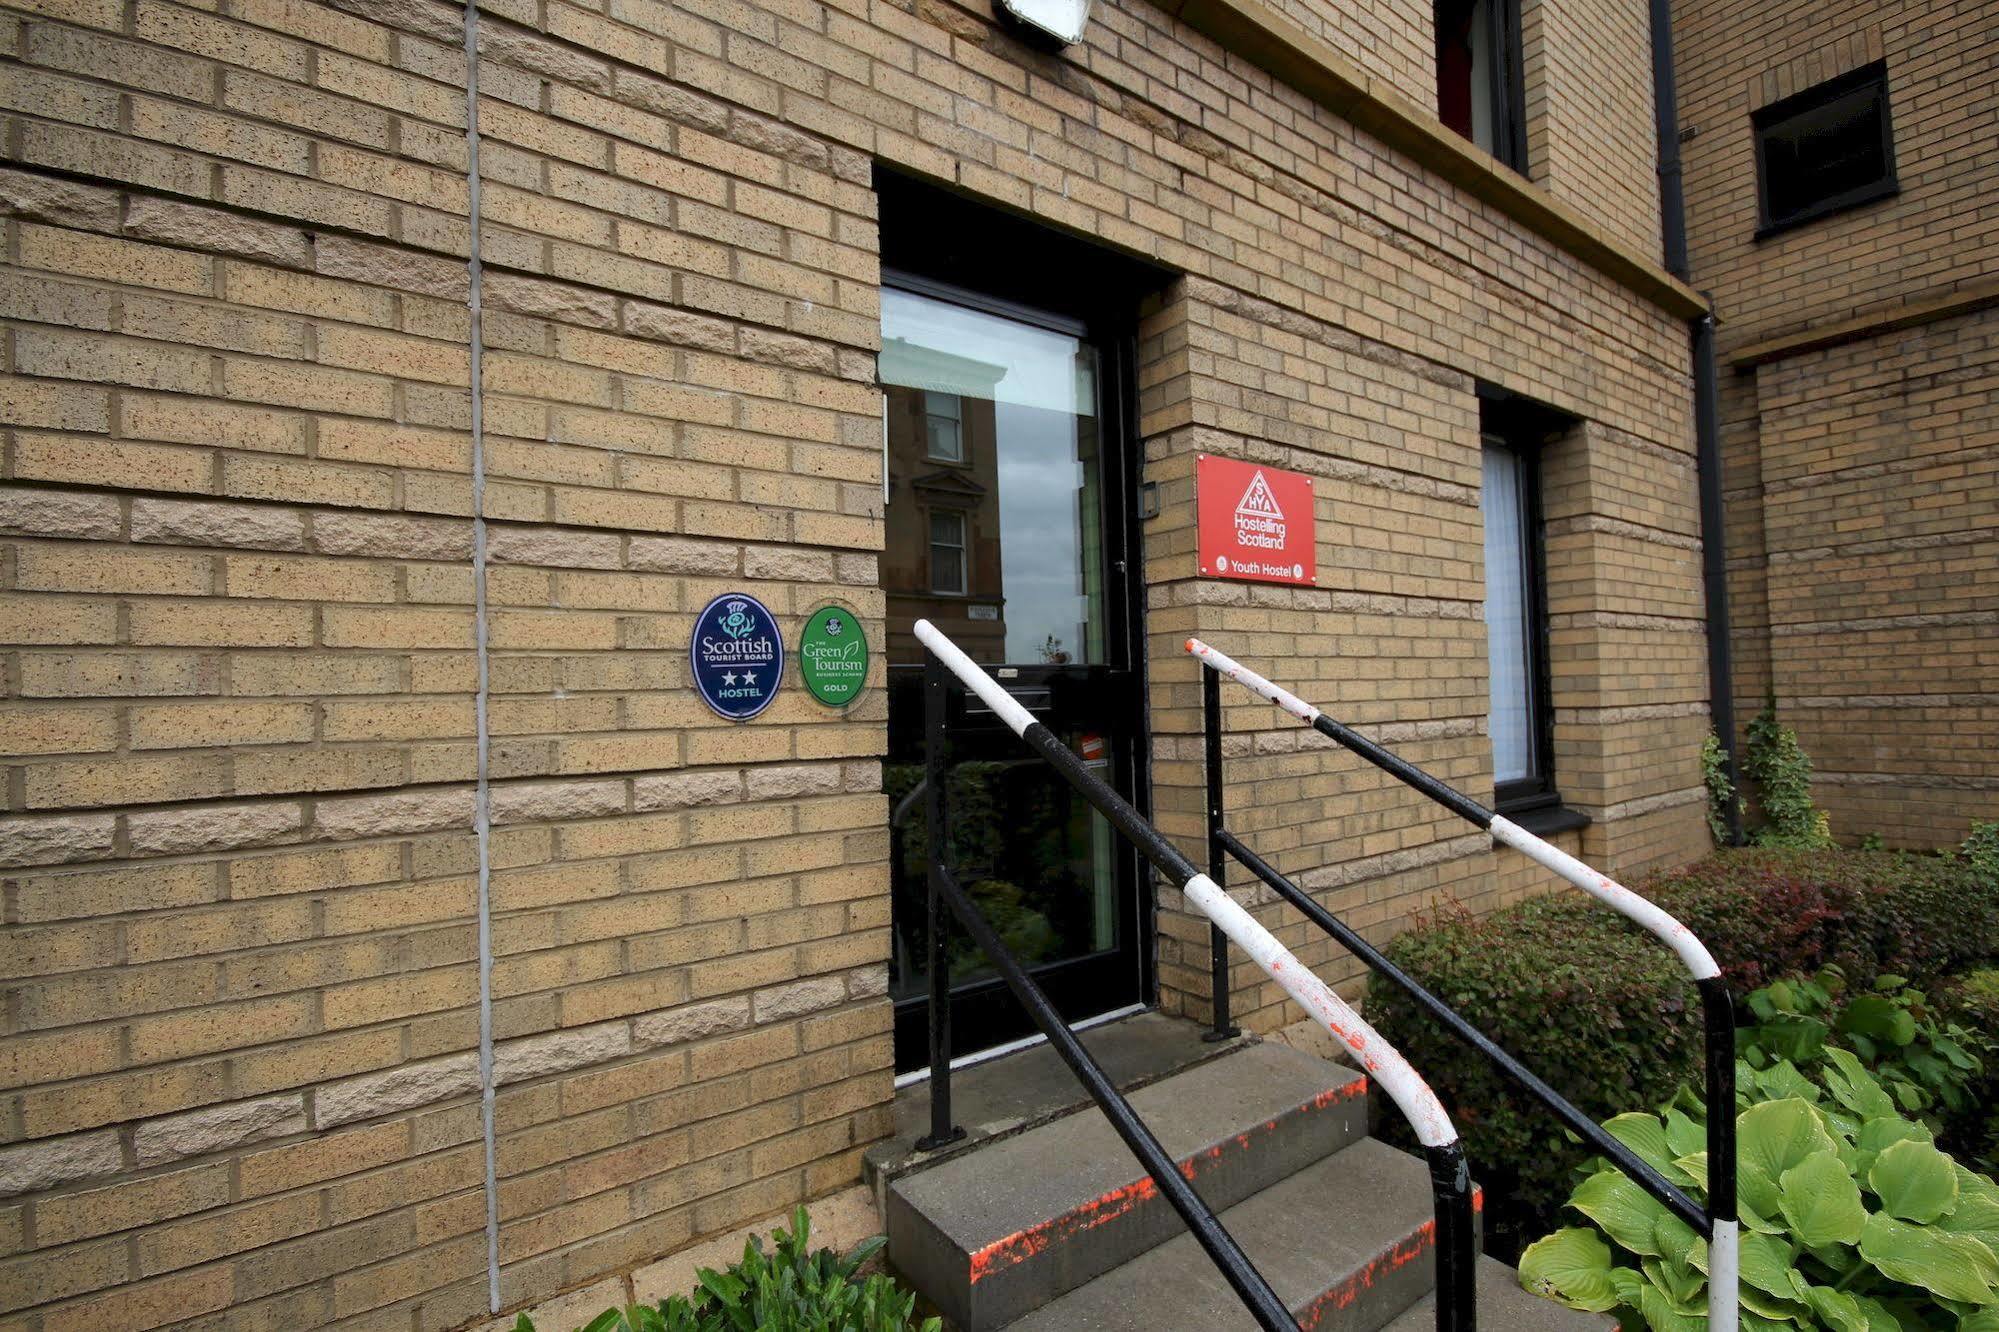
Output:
461 0 501 1312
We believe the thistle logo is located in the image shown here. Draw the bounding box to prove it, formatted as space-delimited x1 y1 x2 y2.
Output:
691 592 782 721
1232 470 1288 550
718 599 757 639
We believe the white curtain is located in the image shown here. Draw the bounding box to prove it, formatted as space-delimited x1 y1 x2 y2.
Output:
1482 444 1534 784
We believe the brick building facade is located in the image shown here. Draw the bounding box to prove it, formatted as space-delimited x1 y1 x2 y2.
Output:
1673 0 1998 847
0 0 1735 1323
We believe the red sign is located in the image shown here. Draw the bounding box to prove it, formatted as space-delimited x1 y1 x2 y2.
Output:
1196 455 1317 586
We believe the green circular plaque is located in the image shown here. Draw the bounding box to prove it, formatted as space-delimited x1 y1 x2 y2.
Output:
797 605 869 708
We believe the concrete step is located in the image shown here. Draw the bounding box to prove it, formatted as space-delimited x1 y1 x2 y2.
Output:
1381 1255 1615 1332
886 1042 1369 1330
1005 1138 1466 1331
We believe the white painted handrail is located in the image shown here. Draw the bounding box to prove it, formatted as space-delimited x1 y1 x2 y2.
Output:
1185 636 1722 983
914 619 1459 1149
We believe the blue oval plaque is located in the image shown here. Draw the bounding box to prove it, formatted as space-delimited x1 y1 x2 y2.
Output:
690 592 784 721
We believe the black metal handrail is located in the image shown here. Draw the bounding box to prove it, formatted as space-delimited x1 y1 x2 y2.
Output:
912 622 1478 1332
914 657 1297 1330
1190 639 1739 1326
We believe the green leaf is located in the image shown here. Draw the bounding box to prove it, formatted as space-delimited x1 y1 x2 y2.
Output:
1778 1149 1866 1246
1738 1230 1801 1300
1571 1171 1677 1258
513 1317 537 1332
1641 1281 1707 1332
1841 995 1919 1047
1642 1255 1706 1312
1606 1112 1695 1187
1943 1168 1999 1250
1741 1098 1841 1189
1822 1048 1898 1120
1802 1283 1871 1332
1858 1212 1999 1304
578 1312 624 1332
1855 1294 1907 1332
1759 1060 1823 1105
1518 1227 1623 1312
1872 1138 1961 1224
1664 1107 1706 1159
1958 1312 1999 1332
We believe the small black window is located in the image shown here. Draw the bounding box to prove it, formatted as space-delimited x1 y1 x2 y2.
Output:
1434 0 1527 171
1753 61 1897 237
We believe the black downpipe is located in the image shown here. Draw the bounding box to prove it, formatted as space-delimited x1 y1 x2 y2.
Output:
1425 1143 1479 1332
1692 315 1744 845
1652 0 1744 844
1649 0 1689 280
929 862 1298 1332
1218 827 1712 1235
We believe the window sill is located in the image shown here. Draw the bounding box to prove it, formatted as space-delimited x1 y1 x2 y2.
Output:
1496 803 1591 837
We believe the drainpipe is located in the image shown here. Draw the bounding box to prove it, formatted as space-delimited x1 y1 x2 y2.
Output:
1650 0 1744 844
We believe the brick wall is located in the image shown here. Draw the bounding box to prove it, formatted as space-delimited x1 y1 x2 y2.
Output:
1673 0 1999 845
1520 0 1663 260
0 0 1710 1324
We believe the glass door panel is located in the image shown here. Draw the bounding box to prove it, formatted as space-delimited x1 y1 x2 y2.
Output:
880 282 1142 1067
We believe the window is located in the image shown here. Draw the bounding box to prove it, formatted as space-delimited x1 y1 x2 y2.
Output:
923 390 964 463
1481 435 1552 809
928 509 967 595
1434 0 1526 170
1753 61 1897 236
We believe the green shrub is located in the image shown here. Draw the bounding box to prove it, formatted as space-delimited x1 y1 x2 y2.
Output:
1965 821 1999 886
1701 729 1742 847
1520 1054 1999 1326
1368 849 1997 1240
1744 702 1833 850
1741 968 1986 1131
1369 895 1704 1227
1643 849 1999 991
513 1208 938 1332
1943 969 1999 1172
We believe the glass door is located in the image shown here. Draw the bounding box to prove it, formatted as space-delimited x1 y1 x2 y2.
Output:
880 278 1147 1069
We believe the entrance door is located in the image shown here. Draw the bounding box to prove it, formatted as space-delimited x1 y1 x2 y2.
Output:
881 276 1148 1070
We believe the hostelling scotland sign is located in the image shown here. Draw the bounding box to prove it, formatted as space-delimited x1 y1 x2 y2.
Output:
1195 454 1317 587
691 593 784 720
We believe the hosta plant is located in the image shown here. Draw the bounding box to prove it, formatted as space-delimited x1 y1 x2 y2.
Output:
514 1207 939 1332
1518 1053 1999 1330
1743 968 1985 1127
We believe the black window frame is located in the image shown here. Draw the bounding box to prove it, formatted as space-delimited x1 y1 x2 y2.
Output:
1752 60 1898 239
1433 0 1529 173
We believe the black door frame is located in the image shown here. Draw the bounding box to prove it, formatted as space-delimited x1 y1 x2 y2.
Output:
877 177 1166 1070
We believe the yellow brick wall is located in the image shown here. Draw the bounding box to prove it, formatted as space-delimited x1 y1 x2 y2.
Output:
1137 279 1708 1030
0 0 1710 1325
1673 0 1999 846
1521 0 1663 259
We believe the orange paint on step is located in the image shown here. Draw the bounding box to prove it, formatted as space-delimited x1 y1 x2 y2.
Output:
962 1079 1368 1285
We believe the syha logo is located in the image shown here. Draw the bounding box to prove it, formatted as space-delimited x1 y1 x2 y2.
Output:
1232 470 1288 550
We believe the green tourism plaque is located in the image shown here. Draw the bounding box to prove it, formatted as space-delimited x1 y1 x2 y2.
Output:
797 605 869 708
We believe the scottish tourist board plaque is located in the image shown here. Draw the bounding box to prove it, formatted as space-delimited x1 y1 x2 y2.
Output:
690 593 783 720
798 605 869 708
